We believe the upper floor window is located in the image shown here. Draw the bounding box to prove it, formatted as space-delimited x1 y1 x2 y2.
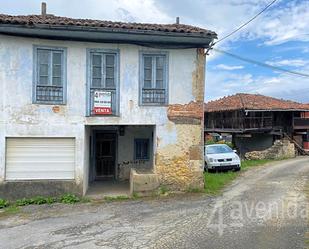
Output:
91 53 116 88
87 49 119 116
140 52 168 105
33 46 66 104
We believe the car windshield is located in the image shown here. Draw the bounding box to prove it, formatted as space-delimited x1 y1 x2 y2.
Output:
206 145 233 154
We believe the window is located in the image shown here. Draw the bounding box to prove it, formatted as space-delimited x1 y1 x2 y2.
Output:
33 46 66 104
91 53 116 88
140 52 168 105
134 139 150 160
87 49 119 116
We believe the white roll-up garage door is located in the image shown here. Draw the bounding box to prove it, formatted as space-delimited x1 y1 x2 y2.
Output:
5 138 75 180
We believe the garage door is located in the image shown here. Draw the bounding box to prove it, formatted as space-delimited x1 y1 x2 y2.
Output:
6 138 75 180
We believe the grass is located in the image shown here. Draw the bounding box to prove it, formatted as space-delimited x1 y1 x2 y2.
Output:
0 205 20 218
103 195 130 202
0 193 89 213
204 159 279 195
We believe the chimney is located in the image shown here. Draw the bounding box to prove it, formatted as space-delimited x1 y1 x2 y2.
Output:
41 2 47 16
176 17 180 24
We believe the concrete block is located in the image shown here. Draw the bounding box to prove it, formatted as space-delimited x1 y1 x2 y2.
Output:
130 169 160 196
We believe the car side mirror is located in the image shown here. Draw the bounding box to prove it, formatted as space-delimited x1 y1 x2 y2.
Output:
233 150 237 153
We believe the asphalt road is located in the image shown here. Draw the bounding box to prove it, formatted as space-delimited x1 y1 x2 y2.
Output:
0 157 308 249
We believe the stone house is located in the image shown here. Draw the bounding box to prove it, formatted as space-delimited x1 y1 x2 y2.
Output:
204 93 309 158
0 7 217 199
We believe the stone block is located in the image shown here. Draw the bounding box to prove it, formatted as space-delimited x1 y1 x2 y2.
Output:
130 169 160 196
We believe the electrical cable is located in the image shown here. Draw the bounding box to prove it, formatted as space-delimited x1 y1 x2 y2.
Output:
214 0 278 44
212 48 309 78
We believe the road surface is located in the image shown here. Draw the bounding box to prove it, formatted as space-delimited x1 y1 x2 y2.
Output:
0 157 308 249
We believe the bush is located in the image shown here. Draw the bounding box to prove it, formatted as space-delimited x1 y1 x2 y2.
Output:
46 197 57 204
32 196 48 205
60 193 80 204
15 198 35 206
158 186 169 195
0 198 9 209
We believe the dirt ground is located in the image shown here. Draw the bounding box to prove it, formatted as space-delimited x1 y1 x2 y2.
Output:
0 157 308 249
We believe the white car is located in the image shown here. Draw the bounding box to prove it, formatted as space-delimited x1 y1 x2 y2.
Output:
205 144 241 172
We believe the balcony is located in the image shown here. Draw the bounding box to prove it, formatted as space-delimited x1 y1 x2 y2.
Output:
205 117 273 132
142 88 166 105
293 117 309 130
36 85 63 103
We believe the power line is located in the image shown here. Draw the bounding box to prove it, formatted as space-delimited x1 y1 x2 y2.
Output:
214 0 278 44
212 48 309 78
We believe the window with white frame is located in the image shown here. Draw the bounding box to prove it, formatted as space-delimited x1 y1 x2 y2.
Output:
34 47 66 104
140 53 168 105
88 50 118 115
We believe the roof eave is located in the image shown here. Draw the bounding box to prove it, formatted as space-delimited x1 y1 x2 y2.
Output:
205 109 309 113
245 109 309 112
0 24 216 48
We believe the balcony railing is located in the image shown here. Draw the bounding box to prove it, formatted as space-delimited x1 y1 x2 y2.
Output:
205 117 273 131
89 88 117 115
36 85 63 103
142 88 166 104
293 117 309 129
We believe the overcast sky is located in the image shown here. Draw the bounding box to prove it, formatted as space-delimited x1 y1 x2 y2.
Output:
1 0 309 103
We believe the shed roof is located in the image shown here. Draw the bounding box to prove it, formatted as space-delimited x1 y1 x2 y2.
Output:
204 93 309 112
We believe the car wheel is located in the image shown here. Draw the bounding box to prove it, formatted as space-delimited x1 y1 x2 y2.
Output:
234 167 240 172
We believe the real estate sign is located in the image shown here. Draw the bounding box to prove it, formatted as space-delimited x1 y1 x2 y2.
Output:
93 91 112 115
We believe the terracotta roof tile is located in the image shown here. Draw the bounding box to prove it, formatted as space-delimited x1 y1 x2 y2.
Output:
204 93 309 112
0 14 217 37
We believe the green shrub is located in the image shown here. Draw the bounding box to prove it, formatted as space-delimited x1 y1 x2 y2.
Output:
132 192 140 199
60 193 80 204
0 198 9 209
46 197 57 204
158 186 169 195
205 139 216 145
32 196 48 205
15 198 35 206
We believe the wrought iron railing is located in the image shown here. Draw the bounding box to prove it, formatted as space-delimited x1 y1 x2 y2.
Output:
142 88 166 104
89 88 117 115
36 85 63 103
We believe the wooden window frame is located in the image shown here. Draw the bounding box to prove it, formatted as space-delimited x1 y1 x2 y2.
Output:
139 51 169 106
33 45 67 105
86 48 120 116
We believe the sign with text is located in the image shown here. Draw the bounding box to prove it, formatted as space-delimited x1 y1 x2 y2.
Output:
93 91 112 115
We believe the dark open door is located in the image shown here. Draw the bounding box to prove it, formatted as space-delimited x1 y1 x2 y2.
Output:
95 133 116 180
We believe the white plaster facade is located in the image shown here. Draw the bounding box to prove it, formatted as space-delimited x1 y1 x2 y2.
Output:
0 34 202 195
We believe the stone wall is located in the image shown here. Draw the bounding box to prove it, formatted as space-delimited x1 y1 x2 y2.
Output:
245 139 295 160
155 49 206 191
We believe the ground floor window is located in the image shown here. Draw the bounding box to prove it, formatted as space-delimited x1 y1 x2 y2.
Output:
134 138 150 160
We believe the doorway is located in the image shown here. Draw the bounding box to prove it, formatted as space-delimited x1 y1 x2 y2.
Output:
94 132 117 180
